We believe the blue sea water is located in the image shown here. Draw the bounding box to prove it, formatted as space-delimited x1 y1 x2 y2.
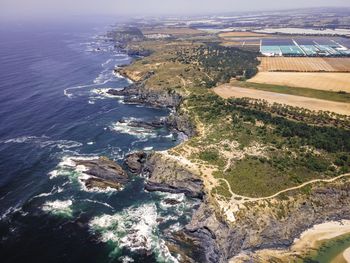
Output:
0 20 197 263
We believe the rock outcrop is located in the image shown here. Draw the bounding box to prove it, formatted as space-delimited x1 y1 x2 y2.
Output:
175 181 350 262
124 151 147 174
108 73 182 109
73 157 128 190
166 112 197 138
143 153 204 199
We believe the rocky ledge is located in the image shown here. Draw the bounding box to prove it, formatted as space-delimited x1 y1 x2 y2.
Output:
169 181 350 263
124 152 204 199
143 153 204 198
73 157 128 190
108 83 182 108
124 151 147 174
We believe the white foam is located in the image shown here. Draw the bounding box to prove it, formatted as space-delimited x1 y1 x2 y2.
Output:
3 135 42 143
0 206 22 221
89 203 178 262
41 200 73 217
143 146 153 151
52 156 119 193
31 186 59 199
90 88 123 100
81 199 114 209
2 136 82 150
118 256 134 263
110 118 157 139
168 222 182 233
49 170 59 179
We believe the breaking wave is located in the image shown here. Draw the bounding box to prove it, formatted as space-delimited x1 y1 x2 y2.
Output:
41 200 73 218
109 118 158 139
89 203 179 262
2 136 83 150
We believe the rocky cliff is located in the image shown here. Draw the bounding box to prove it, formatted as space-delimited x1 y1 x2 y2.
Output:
124 152 204 199
176 181 350 262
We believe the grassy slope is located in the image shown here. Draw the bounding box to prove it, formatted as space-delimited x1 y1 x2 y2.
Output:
184 91 350 197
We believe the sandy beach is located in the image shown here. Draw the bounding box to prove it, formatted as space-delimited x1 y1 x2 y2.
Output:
343 247 350 263
291 220 350 253
230 220 350 262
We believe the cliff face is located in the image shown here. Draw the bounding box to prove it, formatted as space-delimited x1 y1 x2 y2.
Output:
132 84 182 108
166 112 197 138
180 182 350 262
143 153 204 199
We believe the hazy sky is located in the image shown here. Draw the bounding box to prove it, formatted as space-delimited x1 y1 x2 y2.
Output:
2 0 350 18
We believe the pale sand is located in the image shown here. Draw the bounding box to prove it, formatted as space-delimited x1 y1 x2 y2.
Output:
292 220 350 253
248 72 350 92
213 84 350 115
343 247 350 263
229 220 350 262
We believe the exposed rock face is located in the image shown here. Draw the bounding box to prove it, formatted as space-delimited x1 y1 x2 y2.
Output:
177 182 350 262
124 151 147 174
163 198 182 206
73 157 128 190
144 154 204 198
166 112 197 138
83 177 123 190
108 86 196 138
108 81 182 109
121 118 166 130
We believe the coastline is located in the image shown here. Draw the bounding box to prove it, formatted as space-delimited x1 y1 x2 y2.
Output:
113 38 350 263
230 221 350 262
292 220 350 253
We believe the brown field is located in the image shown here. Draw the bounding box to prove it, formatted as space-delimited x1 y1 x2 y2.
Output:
141 27 203 36
259 57 350 72
213 84 350 115
248 72 350 92
221 41 260 46
218 31 267 38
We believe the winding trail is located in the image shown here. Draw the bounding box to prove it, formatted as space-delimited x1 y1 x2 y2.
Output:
219 173 350 204
260 172 350 200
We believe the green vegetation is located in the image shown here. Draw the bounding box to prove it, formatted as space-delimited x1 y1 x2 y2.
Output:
120 31 350 198
236 81 350 103
186 92 350 197
175 43 259 86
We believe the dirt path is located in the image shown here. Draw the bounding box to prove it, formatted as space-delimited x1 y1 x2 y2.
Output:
218 178 235 197
220 172 350 205
258 172 350 201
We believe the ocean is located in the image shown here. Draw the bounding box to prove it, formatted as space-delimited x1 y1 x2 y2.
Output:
0 19 198 263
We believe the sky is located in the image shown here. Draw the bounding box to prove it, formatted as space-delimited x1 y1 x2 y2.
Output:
1 0 350 19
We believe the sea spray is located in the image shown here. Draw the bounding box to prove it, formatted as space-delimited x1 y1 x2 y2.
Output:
41 200 73 218
89 203 179 262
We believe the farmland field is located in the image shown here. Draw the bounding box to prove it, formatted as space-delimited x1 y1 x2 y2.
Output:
218 31 267 38
259 57 350 72
141 27 203 36
248 72 350 92
213 84 350 115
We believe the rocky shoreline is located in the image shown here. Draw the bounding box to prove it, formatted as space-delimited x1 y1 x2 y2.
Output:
72 157 129 191
108 66 350 263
